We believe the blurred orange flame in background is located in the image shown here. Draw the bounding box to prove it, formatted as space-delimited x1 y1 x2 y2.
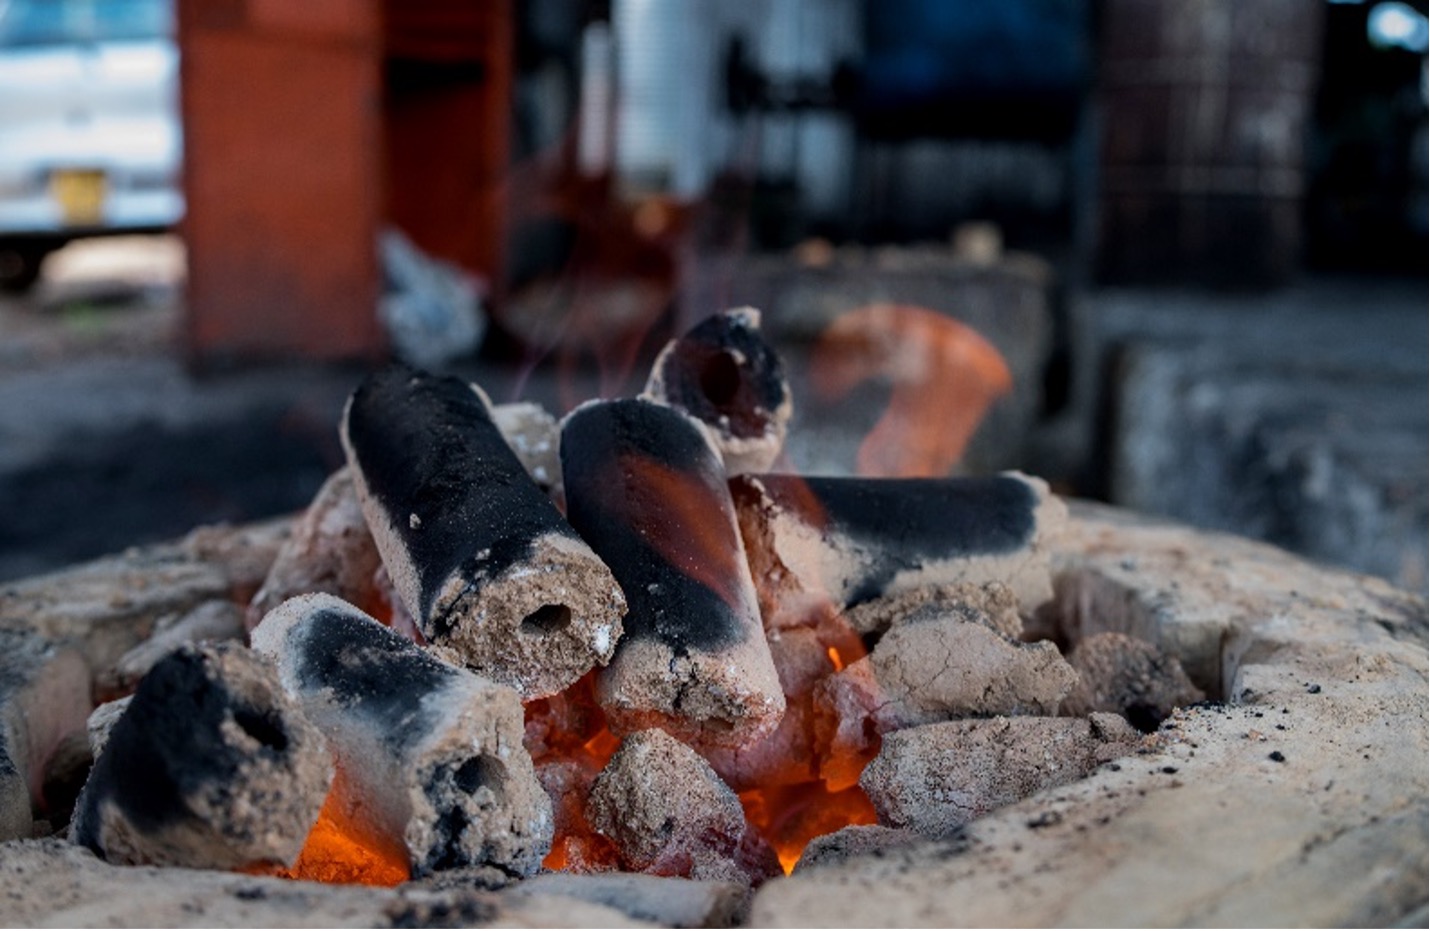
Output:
811 303 1013 477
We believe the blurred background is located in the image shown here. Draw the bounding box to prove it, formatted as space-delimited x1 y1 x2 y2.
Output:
0 0 1424 591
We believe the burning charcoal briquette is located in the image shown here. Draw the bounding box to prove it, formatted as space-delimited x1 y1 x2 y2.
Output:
251 594 554 878
643 307 793 475
341 365 626 698
585 729 749 881
246 467 385 632
560 398 785 749
700 626 833 792
859 714 1141 838
733 471 1065 630
71 642 332 870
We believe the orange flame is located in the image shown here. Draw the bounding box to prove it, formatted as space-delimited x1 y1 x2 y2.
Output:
811 303 1012 477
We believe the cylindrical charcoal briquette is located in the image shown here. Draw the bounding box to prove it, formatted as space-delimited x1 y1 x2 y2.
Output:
731 471 1065 629
560 398 785 749
251 593 554 878
642 307 792 475
340 364 625 698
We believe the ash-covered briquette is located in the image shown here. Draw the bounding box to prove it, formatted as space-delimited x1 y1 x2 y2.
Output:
246 467 384 632
70 642 332 870
859 714 1141 838
585 729 753 882
814 591 1079 790
251 594 553 879
560 399 785 749
732 471 1065 629
341 365 625 699
0 628 90 843
643 307 793 475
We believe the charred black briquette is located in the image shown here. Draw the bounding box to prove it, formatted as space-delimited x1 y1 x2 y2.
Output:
560 398 784 749
340 365 625 698
252 594 554 879
70 642 331 870
732 471 1065 628
643 307 792 474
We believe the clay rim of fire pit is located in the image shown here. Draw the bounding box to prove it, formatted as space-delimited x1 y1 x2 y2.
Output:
750 500 1429 928
0 500 1423 927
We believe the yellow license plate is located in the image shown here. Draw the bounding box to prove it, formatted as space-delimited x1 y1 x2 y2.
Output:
50 169 107 225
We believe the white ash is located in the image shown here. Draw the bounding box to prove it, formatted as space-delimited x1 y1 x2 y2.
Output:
490 401 562 496
1060 631 1206 730
841 581 1024 640
245 468 383 632
859 713 1143 838
814 593 1077 790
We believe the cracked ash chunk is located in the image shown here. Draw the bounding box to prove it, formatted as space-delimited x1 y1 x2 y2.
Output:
860 714 1142 838
814 598 1078 788
1060 631 1205 732
586 729 773 884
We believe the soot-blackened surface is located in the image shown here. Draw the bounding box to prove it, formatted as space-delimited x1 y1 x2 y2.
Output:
73 646 287 849
757 474 1038 605
345 365 575 628
562 400 746 654
292 608 456 756
658 312 787 438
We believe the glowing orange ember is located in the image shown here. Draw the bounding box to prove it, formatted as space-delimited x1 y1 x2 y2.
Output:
811 303 1012 477
741 782 879 874
249 770 409 887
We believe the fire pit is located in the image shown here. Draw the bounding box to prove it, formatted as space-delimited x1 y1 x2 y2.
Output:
0 309 1424 926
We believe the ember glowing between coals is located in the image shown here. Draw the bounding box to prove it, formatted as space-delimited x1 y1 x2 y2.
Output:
69 306 1200 891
